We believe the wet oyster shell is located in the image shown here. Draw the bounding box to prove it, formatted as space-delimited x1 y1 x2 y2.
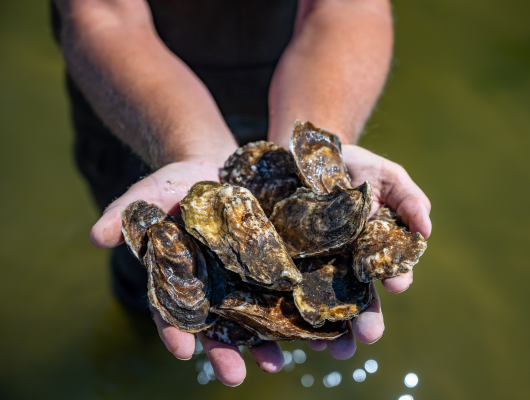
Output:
270 182 373 258
180 181 302 291
204 317 264 347
352 206 427 282
290 120 352 194
122 201 224 333
212 291 347 341
293 251 372 327
219 141 301 216
121 199 168 260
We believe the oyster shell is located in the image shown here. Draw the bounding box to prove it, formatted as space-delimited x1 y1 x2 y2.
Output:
352 206 427 282
204 317 264 347
212 291 348 341
290 120 352 194
219 141 301 216
293 251 372 327
122 201 224 332
269 182 372 258
121 199 168 260
180 181 302 291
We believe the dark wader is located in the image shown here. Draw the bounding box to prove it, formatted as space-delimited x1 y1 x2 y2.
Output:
51 0 297 314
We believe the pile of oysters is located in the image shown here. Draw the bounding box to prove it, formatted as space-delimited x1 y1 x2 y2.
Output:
121 121 427 347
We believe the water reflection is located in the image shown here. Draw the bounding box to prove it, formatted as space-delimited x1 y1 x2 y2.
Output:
293 349 307 364
404 373 418 388
353 369 367 382
364 359 378 373
323 371 342 388
301 374 314 387
398 396 414 400
283 350 295 371
197 371 209 385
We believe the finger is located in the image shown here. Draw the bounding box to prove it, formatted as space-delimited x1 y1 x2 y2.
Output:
153 310 196 360
247 341 284 373
306 340 327 351
327 320 356 360
378 160 432 239
197 332 246 387
352 283 385 344
382 271 413 293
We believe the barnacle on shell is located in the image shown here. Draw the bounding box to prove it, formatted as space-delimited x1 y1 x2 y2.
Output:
352 206 427 282
122 201 224 333
293 251 372 327
290 120 352 194
270 182 372 258
219 141 301 216
180 181 302 291
212 291 348 341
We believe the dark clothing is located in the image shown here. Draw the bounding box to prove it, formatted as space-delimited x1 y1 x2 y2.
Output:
51 1 297 313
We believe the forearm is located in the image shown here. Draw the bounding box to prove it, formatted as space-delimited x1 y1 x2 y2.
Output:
268 0 393 147
55 0 237 169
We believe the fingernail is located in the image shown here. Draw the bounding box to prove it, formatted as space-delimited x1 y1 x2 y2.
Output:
175 355 192 361
395 285 411 294
224 381 243 387
367 335 383 345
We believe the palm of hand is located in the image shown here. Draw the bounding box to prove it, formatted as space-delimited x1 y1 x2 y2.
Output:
90 149 431 386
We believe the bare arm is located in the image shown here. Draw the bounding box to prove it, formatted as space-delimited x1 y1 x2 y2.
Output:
54 0 238 169
268 0 393 146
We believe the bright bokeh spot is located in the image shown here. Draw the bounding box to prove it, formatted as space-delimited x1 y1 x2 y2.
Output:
365 359 378 373
353 369 367 382
404 373 419 388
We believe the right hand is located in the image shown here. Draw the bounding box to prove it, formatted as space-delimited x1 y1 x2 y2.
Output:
90 160 285 387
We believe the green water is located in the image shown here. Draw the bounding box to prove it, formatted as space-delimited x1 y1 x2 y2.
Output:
1 1 529 399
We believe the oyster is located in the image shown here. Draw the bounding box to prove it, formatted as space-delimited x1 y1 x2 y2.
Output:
352 206 427 282
212 291 347 341
294 251 372 327
180 181 302 291
121 199 168 260
270 182 372 258
290 120 352 194
122 201 224 332
219 141 301 216
204 317 264 347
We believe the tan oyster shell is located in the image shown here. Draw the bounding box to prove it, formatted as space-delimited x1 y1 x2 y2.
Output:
204 317 264 347
269 182 372 258
180 181 302 291
219 141 301 216
212 291 347 341
293 251 372 327
122 201 225 333
290 120 352 194
352 206 427 282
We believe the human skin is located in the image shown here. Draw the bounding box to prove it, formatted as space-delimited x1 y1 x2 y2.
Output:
56 0 431 387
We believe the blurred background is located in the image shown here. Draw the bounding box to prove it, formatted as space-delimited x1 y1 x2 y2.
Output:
1 1 529 399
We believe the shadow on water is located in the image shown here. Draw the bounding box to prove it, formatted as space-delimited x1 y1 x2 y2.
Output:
1 0 529 399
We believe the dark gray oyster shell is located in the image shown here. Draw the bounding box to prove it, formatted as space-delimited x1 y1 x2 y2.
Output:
212 291 348 341
122 201 224 333
180 181 302 291
219 141 301 216
269 182 372 258
204 317 264 347
290 120 352 194
352 206 428 282
294 251 372 327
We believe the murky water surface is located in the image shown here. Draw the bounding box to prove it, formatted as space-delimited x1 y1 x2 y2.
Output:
1 1 529 399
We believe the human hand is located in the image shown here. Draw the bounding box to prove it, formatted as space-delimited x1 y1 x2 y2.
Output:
307 145 432 355
90 160 285 386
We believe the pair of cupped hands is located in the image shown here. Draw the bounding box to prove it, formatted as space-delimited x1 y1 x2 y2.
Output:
90 144 431 387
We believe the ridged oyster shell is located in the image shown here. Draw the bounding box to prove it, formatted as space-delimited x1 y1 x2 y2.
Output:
270 183 372 258
290 120 352 194
219 141 301 216
212 291 348 341
352 206 427 282
294 251 372 327
180 181 302 291
204 317 264 347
